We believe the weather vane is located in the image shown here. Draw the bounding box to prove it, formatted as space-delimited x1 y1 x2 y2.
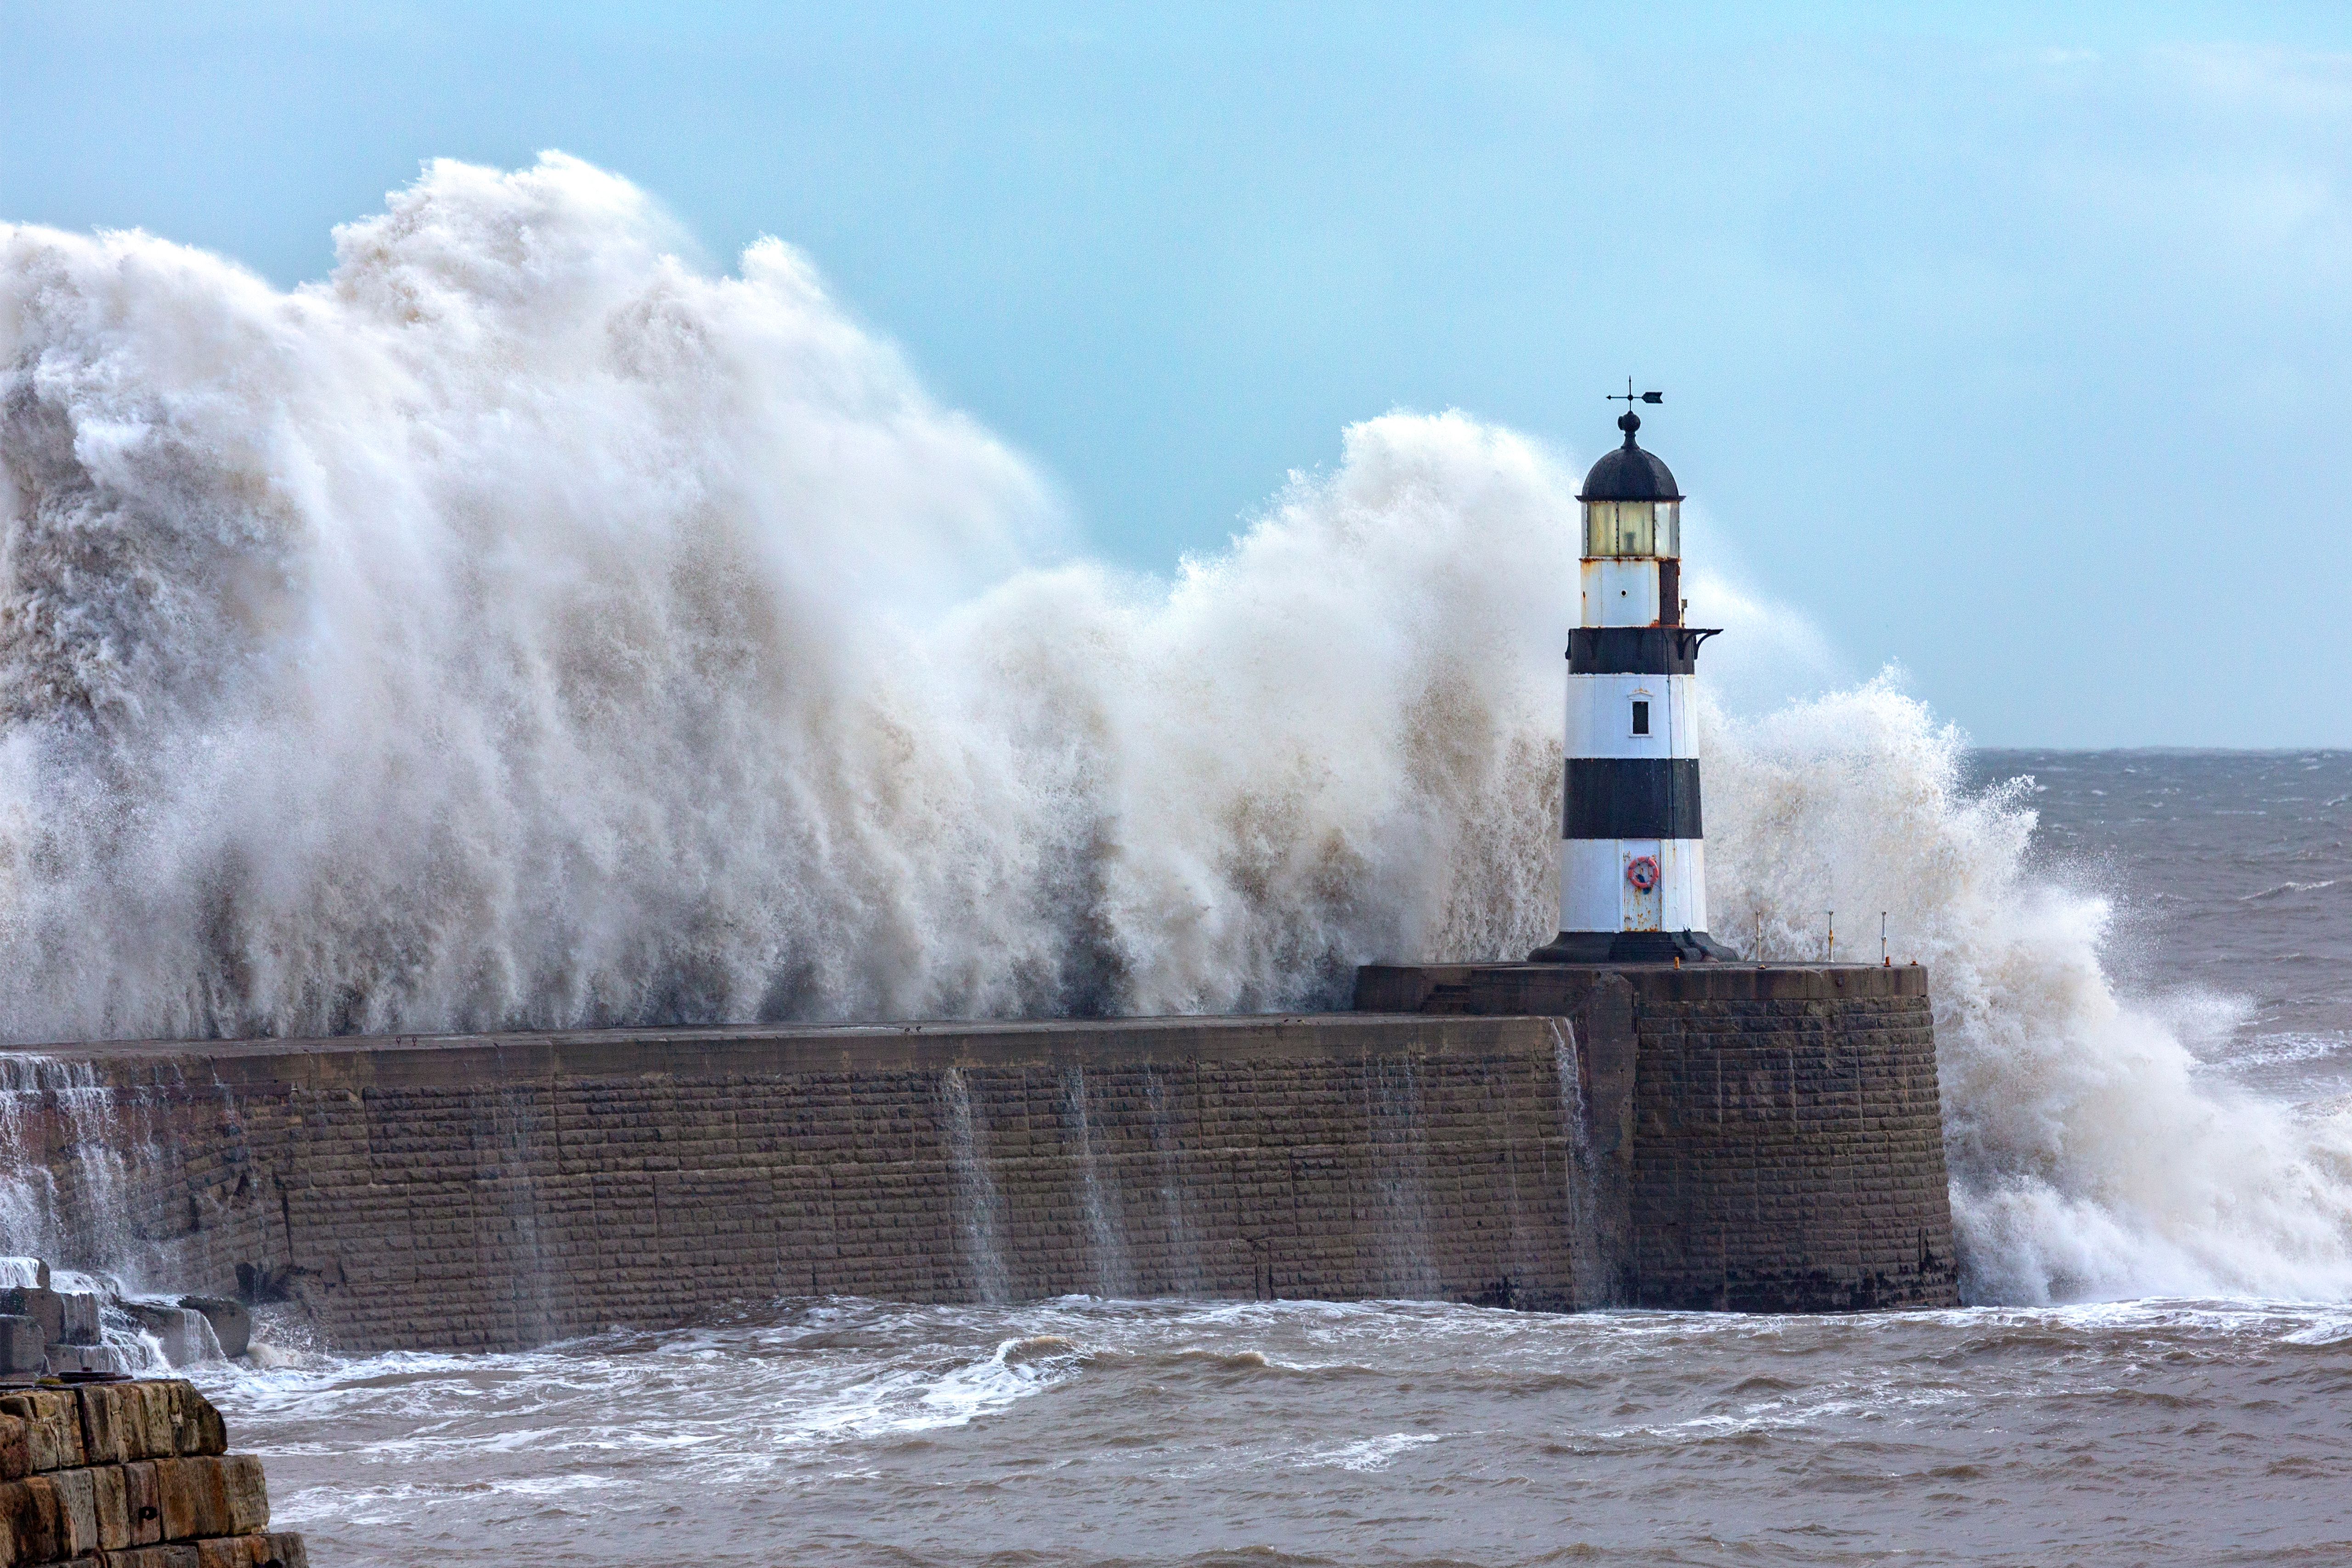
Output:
1608 378 1663 409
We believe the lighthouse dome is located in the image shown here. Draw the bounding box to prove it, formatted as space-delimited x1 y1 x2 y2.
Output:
1578 412 1683 502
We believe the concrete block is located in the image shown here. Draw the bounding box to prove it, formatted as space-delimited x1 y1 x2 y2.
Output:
58 1289 102 1346
179 1297 250 1360
48 1342 116 1373
0 1290 61 1348
0 1319 41 1377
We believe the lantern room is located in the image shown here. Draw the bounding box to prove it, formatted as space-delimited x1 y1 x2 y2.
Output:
1577 409 1685 628
1578 410 1683 558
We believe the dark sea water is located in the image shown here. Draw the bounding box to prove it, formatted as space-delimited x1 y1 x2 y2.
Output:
1976 749 2352 1098
197 751 2352 1568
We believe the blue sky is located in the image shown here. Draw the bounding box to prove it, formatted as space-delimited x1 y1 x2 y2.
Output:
5 3 2349 745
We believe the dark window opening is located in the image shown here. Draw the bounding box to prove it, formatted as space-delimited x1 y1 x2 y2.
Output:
1631 700 1651 736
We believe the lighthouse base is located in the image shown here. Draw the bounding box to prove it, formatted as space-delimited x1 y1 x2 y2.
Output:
1527 928 1740 963
1352 959 1959 1312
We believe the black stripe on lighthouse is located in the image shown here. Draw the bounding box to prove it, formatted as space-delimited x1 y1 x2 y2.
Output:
1564 758 1704 838
1567 626 1721 675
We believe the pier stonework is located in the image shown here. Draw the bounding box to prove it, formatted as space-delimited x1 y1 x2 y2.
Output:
0 1016 1614 1351
1353 962 1960 1311
0 968 1957 1349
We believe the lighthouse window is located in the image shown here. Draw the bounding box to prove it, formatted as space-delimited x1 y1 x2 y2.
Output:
1583 501 1683 558
1631 698 1651 736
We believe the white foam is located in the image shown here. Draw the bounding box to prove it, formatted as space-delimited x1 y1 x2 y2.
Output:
2215 1031 2352 1070
1304 1432 1445 1472
1707 685 2352 1303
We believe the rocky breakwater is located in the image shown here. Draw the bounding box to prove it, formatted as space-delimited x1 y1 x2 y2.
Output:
0 1262 245 1380
0 1377 301 1568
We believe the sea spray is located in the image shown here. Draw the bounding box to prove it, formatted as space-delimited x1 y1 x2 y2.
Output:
1706 684 2352 1302
2 154 2349 1304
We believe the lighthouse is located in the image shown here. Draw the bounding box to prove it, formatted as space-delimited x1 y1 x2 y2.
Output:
1531 392 1737 963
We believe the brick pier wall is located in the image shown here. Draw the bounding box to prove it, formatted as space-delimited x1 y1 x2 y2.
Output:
0 1015 1608 1352
1352 963 1961 1311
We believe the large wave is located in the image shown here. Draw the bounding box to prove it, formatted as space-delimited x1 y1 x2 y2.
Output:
5 153 2348 1302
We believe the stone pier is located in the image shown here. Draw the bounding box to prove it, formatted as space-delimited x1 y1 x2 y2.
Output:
0 967 1959 1351
0 1014 1609 1351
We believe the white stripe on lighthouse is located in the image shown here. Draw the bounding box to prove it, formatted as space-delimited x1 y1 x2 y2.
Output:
1579 558 1662 626
1560 838 1708 935
1566 672 1697 759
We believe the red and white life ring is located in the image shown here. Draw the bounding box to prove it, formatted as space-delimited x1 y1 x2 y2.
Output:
1625 855 1660 894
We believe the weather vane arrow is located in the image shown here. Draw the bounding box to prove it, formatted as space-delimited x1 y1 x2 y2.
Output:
1607 378 1663 408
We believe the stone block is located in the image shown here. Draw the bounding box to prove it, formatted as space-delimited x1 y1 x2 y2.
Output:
49 1462 101 1557
121 1304 217 1368
130 1383 179 1460
167 1382 229 1457
219 1454 270 1535
92 1458 130 1549
151 1452 257 1542
192 1533 309 1568
79 1382 134 1466
0 1390 84 1471
101 1545 200 1568
124 1459 163 1544
0 1474 62 1566
153 1455 226 1541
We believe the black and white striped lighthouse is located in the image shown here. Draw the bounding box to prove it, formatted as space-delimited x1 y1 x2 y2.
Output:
1531 393 1737 963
